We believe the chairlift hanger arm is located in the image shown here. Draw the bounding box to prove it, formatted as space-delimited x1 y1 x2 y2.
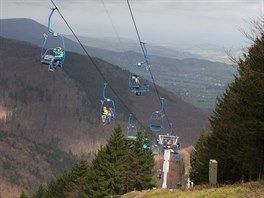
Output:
48 7 58 33
128 114 132 127
159 98 164 113
169 123 173 136
102 83 109 100
140 42 149 65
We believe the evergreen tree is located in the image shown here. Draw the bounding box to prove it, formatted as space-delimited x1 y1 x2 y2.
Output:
123 140 138 192
32 157 89 197
83 125 127 197
189 129 210 184
105 125 127 195
191 17 264 183
123 130 154 191
136 131 155 190
29 126 155 197
65 156 89 194
19 191 29 198
32 184 45 198
44 178 65 198
82 148 110 197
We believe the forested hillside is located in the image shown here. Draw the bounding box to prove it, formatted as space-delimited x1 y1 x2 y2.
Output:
0 36 208 195
0 131 75 196
0 36 208 149
20 126 155 197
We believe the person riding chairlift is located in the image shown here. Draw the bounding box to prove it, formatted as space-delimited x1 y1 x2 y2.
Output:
162 139 168 149
167 140 173 149
101 106 108 125
131 74 141 96
108 107 113 119
49 47 64 72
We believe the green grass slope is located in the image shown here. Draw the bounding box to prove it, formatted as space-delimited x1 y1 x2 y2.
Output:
122 181 264 198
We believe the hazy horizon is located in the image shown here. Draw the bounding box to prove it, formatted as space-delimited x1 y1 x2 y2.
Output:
1 0 263 51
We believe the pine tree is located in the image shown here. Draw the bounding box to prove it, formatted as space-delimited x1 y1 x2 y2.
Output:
137 131 155 190
123 139 139 193
191 17 264 183
124 130 154 191
19 191 29 198
105 125 127 195
210 24 264 182
32 184 45 198
65 156 89 194
189 129 210 184
35 157 89 197
83 125 127 197
44 178 65 198
29 126 155 197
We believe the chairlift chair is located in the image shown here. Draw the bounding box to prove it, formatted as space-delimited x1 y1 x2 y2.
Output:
100 83 116 124
151 143 160 155
148 98 164 132
158 123 181 156
126 114 138 141
128 42 151 95
40 7 66 70
41 33 65 67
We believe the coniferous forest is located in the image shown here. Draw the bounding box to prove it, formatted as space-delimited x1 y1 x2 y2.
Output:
190 18 264 184
20 125 154 197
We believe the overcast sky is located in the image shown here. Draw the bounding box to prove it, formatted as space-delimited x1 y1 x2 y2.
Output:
1 0 263 49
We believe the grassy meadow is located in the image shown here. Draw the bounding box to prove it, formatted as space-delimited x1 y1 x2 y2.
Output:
122 181 264 198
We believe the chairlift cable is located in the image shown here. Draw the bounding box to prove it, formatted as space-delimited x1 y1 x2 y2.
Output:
126 0 145 55
49 0 157 139
126 0 171 128
101 0 133 66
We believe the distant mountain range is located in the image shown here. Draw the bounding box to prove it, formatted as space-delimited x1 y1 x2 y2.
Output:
64 34 202 60
0 18 237 111
65 35 241 63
